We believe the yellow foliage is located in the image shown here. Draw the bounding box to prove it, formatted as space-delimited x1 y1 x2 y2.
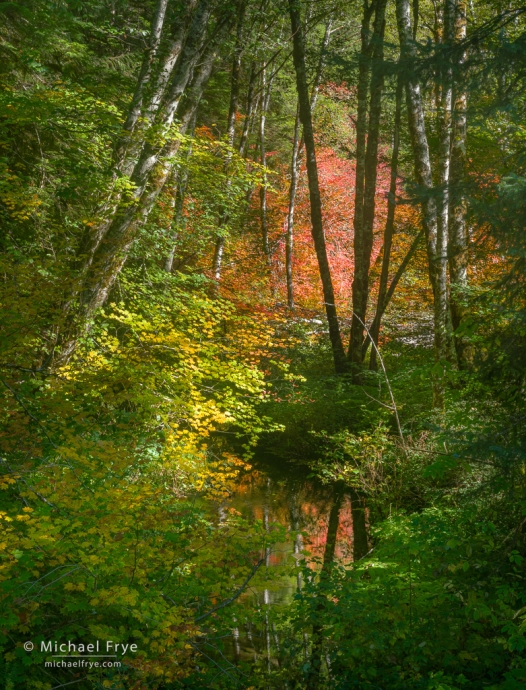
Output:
0 277 281 686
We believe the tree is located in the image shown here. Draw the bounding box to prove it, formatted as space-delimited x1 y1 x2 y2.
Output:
396 0 446 405
348 0 388 379
288 0 347 374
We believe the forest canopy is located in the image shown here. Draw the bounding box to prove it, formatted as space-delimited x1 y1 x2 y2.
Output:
1 0 526 688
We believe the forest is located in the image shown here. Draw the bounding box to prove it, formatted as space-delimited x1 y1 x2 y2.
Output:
0 0 525 688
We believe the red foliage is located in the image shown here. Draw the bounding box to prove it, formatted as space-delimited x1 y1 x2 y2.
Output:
215 145 390 316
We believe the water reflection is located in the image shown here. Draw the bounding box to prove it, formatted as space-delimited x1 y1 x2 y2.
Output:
215 456 368 665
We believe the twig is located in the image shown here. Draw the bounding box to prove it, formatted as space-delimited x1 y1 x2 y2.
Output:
50 679 87 689
361 387 395 411
351 314 406 453
187 641 241 685
194 557 265 622
0 377 57 448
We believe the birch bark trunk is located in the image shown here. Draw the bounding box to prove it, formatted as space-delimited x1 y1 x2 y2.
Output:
395 0 445 406
448 0 470 368
435 0 455 366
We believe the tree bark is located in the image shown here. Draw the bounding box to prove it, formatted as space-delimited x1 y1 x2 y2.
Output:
365 229 425 362
448 0 470 368
369 75 403 370
57 18 226 362
435 0 455 366
349 0 388 379
117 0 210 178
285 19 332 309
395 0 444 406
212 3 247 289
286 104 301 308
120 0 170 140
164 112 197 273
238 62 259 158
77 0 214 283
289 0 347 374
259 62 274 270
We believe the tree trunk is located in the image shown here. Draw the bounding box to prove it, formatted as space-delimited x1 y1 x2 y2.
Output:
369 75 403 370
77 0 214 283
164 113 197 273
212 3 247 289
238 62 259 158
435 0 455 366
395 0 444 406
285 19 333 309
259 62 274 271
365 229 424 362
448 0 470 368
58 20 226 363
119 0 169 141
116 0 203 176
349 0 387 379
286 105 301 308
288 0 347 374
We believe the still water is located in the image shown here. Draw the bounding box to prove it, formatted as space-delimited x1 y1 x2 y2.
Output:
212 455 366 665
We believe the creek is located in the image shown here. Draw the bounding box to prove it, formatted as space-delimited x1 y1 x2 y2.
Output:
211 454 369 665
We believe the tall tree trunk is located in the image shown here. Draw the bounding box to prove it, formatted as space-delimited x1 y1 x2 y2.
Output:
307 484 344 690
286 105 301 308
259 63 274 274
238 62 259 158
448 0 470 368
285 19 333 309
348 0 375 364
164 113 197 273
396 0 444 406
435 0 455 366
58 22 225 363
369 75 403 370
117 0 212 180
349 0 388 379
212 3 247 289
77 0 214 282
288 0 347 374
119 0 169 141
80 0 175 259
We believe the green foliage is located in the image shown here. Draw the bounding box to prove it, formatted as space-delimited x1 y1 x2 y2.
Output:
289 504 526 689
